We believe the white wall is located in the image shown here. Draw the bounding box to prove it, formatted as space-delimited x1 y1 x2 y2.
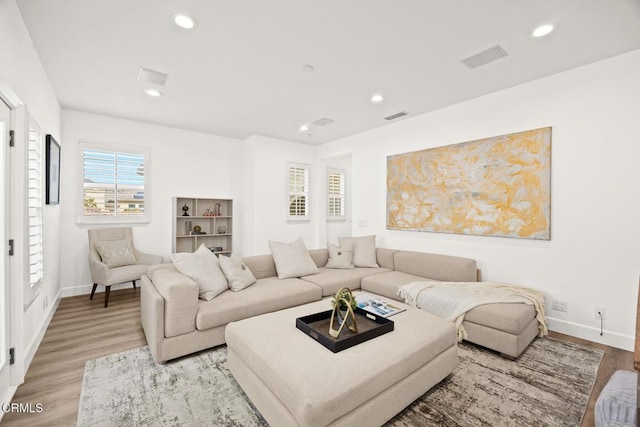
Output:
60 110 243 293
241 135 317 255
0 0 62 384
317 49 640 350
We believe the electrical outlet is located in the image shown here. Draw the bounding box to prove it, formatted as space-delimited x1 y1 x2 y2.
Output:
551 299 568 312
594 306 605 320
358 220 368 227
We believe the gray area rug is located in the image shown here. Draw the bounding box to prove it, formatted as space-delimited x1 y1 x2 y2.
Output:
77 338 602 426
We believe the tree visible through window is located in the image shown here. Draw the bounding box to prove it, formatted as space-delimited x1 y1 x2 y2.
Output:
328 169 345 220
81 144 147 221
288 163 310 220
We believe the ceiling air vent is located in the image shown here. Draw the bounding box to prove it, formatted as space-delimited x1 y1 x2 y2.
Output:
384 111 409 121
461 45 508 69
313 117 335 127
138 67 169 86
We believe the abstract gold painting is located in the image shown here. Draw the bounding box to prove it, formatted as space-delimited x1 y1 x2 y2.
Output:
386 127 551 240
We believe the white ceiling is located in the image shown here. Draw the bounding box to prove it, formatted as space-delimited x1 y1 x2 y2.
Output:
16 0 640 145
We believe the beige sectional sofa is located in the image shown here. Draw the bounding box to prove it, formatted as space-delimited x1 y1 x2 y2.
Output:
141 247 538 363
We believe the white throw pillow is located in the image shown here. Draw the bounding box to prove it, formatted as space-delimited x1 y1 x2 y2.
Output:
325 243 354 269
269 238 320 279
94 238 137 267
172 244 229 300
218 254 257 291
339 235 378 268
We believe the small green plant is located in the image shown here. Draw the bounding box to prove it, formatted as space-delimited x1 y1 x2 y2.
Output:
331 288 357 311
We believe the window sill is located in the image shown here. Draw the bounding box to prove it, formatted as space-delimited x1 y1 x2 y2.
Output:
76 215 151 227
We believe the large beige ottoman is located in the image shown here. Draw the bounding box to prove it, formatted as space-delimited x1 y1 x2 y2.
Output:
226 296 457 427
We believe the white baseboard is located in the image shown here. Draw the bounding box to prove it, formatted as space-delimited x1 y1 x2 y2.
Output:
22 288 62 375
547 316 634 351
61 282 137 298
0 385 18 420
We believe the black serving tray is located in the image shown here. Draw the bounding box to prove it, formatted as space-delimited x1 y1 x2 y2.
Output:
296 307 394 353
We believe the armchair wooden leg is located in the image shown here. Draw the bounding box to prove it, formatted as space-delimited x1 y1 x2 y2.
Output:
132 280 136 290
104 286 111 308
90 283 98 300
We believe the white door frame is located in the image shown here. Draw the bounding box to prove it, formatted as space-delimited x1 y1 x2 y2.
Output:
0 82 25 413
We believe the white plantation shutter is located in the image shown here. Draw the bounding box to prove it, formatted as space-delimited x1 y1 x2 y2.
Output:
327 169 345 219
80 142 148 223
288 163 310 220
28 129 43 290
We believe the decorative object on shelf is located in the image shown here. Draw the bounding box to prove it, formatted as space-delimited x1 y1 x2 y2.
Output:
214 203 221 216
209 246 224 253
329 288 358 338
217 225 227 234
185 220 192 235
191 225 206 235
182 204 190 216
204 207 215 217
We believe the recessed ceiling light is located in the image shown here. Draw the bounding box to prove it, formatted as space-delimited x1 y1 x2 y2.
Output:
371 93 384 103
299 124 310 133
301 64 314 73
174 14 196 29
532 24 554 38
144 88 162 97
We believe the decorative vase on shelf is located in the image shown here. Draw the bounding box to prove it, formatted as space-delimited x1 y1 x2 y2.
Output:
217 225 227 234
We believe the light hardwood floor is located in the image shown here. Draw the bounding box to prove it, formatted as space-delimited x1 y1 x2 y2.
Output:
1 289 634 426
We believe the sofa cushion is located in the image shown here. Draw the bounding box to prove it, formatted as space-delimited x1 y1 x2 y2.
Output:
301 267 391 297
394 251 477 282
308 248 329 268
339 235 378 268
375 248 398 270
326 243 354 269
465 303 536 335
242 254 277 280
361 271 428 302
196 277 322 330
219 255 257 291
171 244 229 300
269 238 319 279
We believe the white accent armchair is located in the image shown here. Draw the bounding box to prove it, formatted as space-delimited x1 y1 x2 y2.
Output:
88 227 163 307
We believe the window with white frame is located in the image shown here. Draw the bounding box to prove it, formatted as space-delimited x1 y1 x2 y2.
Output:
288 163 310 221
27 126 44 301
79 142 149 224
327 168 346 220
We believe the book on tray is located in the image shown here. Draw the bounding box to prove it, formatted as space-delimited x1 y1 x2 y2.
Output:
356 294 406 318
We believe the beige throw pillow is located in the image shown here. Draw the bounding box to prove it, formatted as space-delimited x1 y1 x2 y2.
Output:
339 235 378 268
326 243 354 269
219 254 257 291
172 244 229 300
94 238 137 267
269 238 320 279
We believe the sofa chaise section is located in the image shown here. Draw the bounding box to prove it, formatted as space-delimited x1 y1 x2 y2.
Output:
361 250 538 358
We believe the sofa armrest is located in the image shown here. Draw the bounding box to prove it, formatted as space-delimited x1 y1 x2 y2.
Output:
134 249 163 265
89 258 109 285
151 269 199 338
141 275 165 363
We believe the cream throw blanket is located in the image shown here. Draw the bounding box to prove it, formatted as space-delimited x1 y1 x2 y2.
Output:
398 281 548 342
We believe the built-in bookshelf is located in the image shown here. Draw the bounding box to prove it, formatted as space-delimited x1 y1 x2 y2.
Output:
172 197 233 255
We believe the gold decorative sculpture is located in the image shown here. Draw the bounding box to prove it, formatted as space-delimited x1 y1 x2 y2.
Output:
329 288 358 338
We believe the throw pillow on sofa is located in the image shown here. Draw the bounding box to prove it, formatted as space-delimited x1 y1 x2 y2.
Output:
269 238 320 279
94 238 137 267
219 254 257 291
339 235 378 268
172 244 229 300
325 243 354 269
